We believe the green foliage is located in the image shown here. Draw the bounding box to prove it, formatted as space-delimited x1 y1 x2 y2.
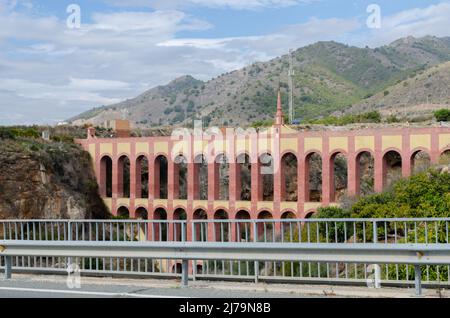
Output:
305 111 382 126
434 108 450 122
0 127 40 139
352 169 450 219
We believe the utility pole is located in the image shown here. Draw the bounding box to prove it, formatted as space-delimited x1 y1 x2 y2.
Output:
288 49 295 124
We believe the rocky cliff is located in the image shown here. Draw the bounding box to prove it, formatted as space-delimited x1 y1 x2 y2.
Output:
0 130 110 220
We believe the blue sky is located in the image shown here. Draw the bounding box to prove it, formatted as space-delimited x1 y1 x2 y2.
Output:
1 0 450 125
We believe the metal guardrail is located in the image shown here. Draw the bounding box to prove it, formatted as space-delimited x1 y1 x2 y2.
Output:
2 240 450 296
1 218 450 290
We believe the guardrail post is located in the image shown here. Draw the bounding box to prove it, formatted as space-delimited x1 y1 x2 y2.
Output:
372 221 381 289
253 222 259 284
414 265 422 297
181 259 189 288
4 256 12 280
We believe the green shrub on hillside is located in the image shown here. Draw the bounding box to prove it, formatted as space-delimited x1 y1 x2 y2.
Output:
434 109 450 122
305 111 382 126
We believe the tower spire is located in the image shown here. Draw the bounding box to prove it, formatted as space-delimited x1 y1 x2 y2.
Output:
275 89 284 126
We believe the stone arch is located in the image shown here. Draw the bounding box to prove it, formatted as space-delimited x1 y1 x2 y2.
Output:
383 150 402 188
100 156 112 197
136 155 149 199
259 153 274 201
304 211 315 219
281 211 298 242
173 208 187 241
117 206 129 218
194 154 208 200
153 207 168 241
174 154 188 200
257 210 274 242
237 153 251 201
439 149 450 165
356 151 374 196
305 152 322 202
193 208 208 241
135 207 148 220
118 155 130 198
411 150 431 175
154 155 168 199
281 153 298 202
330 152 348 202
215 154 229 200
214 209 229 242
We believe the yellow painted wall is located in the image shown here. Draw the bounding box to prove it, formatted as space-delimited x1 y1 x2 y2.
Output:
117 143 131 155
304 138 323 153
329 137 348 152
355 136 374 152
382 135 402 151
410 135 431 151
439 134 450 150
99 143 113 156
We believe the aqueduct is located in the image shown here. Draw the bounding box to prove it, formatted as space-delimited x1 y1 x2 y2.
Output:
76 93 450 226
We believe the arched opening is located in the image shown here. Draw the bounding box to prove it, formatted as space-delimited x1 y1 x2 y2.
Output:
153 208 168 241
117 206 129 218
215 154 229 200
257 211 274 242
305 211 315 219
356 151 374 196
259 153 274 201
154 156 168 199
194 155 208 200
281 153 298 202
235 210 251 242
237 153 251 201
135 207 148 220
383 151 402 188
330 153 348 202
173 208 187 241
411 151 431 175
214 209 229 242
135 207 148 239
118 155 130 198
174 155 188 200
193 209 208 241
136 156 149 199
281 211 298 242
306 153 322 202
172 263 183 274
439 150 450 165
100 156 112 197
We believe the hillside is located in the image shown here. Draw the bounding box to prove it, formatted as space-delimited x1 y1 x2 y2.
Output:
70 36 450 128
344 61 450 120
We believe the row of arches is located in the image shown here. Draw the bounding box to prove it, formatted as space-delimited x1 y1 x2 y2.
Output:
100 149 447 203
114 206 312 242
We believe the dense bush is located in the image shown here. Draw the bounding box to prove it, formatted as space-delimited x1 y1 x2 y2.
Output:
434 109 450 122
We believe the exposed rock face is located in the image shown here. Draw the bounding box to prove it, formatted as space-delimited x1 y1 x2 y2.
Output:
0 138 109 220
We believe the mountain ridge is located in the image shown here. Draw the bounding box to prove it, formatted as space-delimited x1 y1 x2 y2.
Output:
70 35 450 128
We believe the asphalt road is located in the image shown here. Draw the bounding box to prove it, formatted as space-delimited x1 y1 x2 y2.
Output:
0 276 312 298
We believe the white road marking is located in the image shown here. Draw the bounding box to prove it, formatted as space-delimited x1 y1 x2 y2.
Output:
0 286 188 298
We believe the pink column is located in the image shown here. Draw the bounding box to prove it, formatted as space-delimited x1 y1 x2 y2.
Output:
402 133 411 178
431 129 440 164
321 137 330 205
135 157 142 199
347 137 358 197
374 135 384 193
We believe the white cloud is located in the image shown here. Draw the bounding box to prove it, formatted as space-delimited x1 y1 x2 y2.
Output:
364 2 450 46
103 0 316 10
